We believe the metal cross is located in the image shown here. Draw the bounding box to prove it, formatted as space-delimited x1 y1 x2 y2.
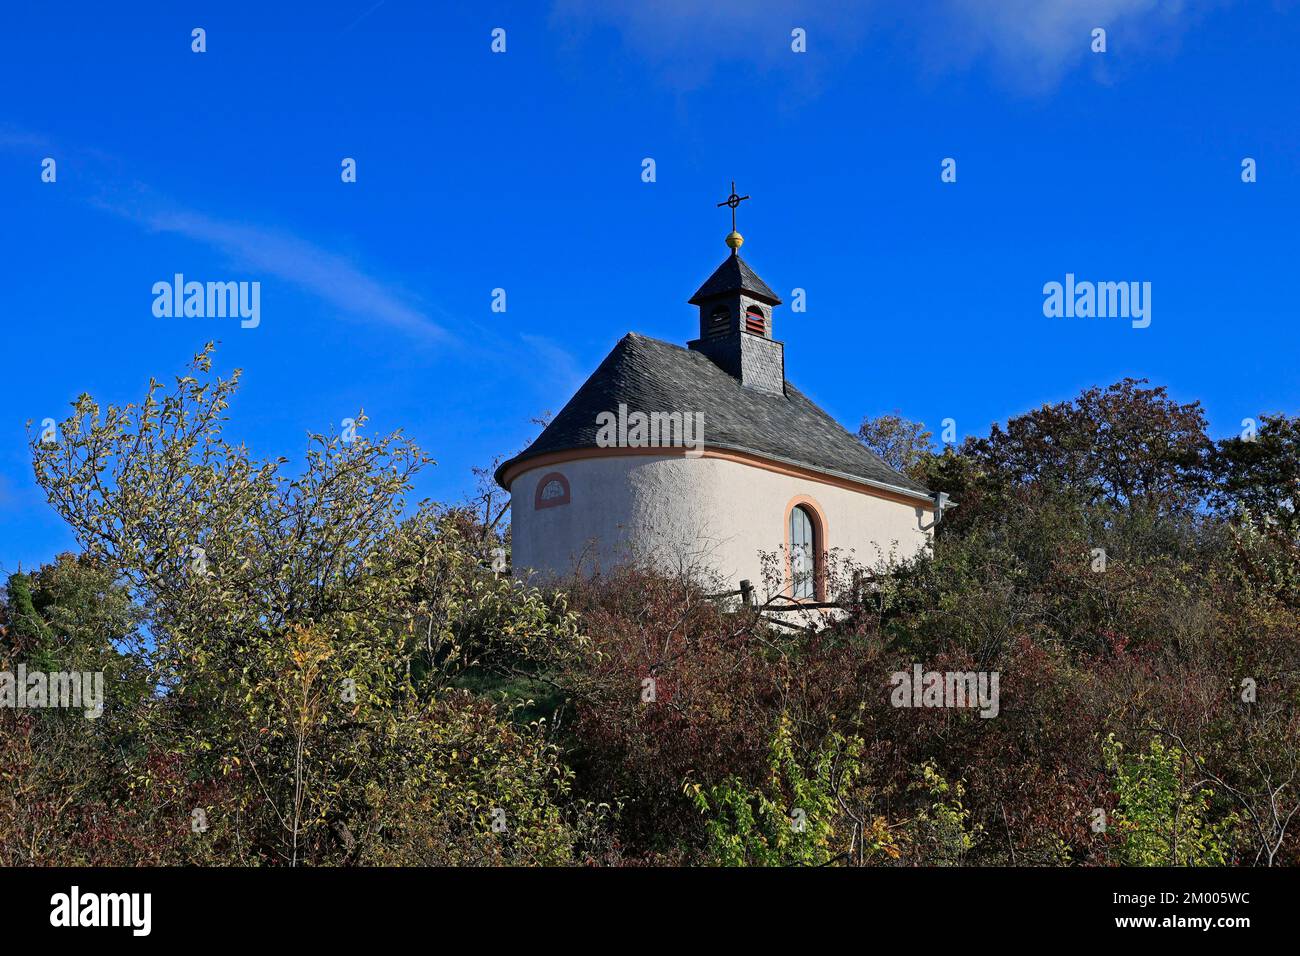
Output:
716 180 751 232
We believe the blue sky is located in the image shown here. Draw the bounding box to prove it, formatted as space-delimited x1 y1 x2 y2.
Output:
2 0 1298 572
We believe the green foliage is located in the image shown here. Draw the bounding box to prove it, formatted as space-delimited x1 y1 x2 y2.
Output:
2 572 54 668
16 345 599 865
688 714 862 866
905 761 983 866
1102 734 1237 866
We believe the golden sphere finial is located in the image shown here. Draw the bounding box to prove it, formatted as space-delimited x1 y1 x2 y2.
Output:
717 183 750 254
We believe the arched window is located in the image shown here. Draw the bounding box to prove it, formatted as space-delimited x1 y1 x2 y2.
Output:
789 504 817 599
534 472 571 509
744 304 766 335
708 304 729 337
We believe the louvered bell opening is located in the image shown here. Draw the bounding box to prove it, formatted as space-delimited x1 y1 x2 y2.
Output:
708 305 730 338
744 305 766 336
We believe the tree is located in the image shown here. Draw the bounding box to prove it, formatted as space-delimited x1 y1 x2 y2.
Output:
3 553 146 672
1 571 53 664
0 553 169 865
857 412 933 477
1209 413 1300 532
965 378 1210 513
23 344 595 865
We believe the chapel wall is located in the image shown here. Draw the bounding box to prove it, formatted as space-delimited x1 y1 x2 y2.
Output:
509 454 933 599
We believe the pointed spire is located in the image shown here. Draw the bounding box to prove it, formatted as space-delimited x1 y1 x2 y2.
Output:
688 254 781 306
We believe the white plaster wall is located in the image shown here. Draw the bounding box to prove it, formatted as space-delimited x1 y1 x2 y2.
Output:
510 455 932 597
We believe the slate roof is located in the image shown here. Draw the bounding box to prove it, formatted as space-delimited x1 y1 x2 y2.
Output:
688 253 782 305
496 332 933 500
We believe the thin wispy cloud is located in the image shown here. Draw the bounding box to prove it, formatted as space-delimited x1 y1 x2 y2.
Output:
341 0 387 33
551 0 1222 94
518 332 585 393
115 202 449 342
0 125 54 150
930 0 1221 91
551 0 869 92
0 127 449 343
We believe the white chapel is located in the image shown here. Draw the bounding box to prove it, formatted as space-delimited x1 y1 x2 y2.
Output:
496 192 943 601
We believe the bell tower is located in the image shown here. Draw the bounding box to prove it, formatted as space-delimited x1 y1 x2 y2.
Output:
687 183 786 396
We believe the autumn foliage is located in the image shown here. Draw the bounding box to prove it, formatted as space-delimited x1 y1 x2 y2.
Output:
3 357 1298 866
